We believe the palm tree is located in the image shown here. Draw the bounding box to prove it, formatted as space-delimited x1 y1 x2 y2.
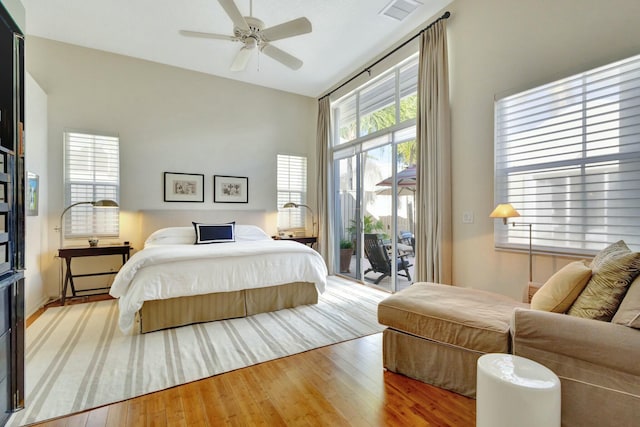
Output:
397 140 416 166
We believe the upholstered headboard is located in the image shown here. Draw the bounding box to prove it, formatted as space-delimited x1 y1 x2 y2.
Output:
138 209 271 243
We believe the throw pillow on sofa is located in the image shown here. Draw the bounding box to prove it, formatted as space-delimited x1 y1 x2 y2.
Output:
531 260 592 313
568 240 640 321
612 273 640 329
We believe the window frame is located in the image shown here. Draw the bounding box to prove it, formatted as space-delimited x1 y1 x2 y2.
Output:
277 154 308 231
332 54 419 148
63 130 120 239
494 53 640 256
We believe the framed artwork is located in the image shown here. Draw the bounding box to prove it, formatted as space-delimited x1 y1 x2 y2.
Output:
27 172 39 216
164 172 204 202
214 175 248 203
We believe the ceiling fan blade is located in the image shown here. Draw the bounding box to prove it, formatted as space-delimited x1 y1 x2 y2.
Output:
230 47 253 71
218 0 250 32
179 30 238 41
260 43 303 70
260 17 312 42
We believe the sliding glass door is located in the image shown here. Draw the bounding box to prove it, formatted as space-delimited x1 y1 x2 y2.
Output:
335 153 359 279
333 136 415 292
331 54 419 292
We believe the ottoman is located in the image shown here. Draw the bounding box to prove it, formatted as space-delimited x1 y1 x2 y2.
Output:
378 282 527 397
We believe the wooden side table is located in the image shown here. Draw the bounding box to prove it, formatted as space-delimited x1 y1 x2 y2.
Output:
58 245 131 305
524 282 543 303
278 236 317 248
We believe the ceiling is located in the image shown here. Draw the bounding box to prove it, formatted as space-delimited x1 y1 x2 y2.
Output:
21 0 451 98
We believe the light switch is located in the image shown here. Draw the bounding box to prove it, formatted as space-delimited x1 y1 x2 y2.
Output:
462 211 474 224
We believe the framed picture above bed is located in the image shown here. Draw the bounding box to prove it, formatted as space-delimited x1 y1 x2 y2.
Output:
214 175 248 203
164 172 204 202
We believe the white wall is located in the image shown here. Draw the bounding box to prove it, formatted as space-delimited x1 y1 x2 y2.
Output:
447 0 640 298
24 73 49 316
25 36 317 300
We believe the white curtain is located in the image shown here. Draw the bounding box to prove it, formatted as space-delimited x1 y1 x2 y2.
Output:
415 19 452 284
316 97 335 272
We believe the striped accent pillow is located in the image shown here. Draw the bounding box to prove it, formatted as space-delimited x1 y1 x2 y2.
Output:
568 240 640 321
612 274 640 329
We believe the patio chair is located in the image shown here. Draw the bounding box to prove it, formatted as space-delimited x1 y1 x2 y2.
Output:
398 231 415 256
363 233 412 284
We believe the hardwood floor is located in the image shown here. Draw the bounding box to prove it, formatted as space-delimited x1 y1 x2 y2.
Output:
26 297 476 427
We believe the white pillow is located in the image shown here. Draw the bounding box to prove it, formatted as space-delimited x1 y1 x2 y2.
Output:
144 224 270 247
144 227 195 247
234 225 271 241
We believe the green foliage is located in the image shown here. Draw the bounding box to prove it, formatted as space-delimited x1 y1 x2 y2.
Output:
337 94 418 143
397 140 416 167
347 215 385 235
360 104 396 135
339 239 353 249
399 94 417 121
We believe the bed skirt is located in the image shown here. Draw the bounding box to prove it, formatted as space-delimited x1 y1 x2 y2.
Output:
138 281 319 333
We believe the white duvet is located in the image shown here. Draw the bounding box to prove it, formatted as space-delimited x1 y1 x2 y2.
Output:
110 226 328 332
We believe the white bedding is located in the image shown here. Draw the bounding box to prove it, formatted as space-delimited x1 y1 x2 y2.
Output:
110 225 328 332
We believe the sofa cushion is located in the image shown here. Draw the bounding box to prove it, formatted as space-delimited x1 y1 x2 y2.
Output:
568 241 640 321
378 282 527 353
531 260 592 313
612 274 640 329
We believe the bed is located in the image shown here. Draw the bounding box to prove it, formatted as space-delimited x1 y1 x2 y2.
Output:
109 224 328 333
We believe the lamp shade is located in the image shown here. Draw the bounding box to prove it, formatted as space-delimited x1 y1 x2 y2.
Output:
490 203 520 220
92 199 119 208
59 199 119 248
282 202 316 237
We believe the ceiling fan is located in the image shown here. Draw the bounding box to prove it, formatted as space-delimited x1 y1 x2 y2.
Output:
180 0 312 71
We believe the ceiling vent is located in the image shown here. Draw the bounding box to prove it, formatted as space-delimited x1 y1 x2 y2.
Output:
380 0 423 21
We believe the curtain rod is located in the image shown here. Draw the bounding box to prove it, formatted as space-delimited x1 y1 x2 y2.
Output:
319 11 451 101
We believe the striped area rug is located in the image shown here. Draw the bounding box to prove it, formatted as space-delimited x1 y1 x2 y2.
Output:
8 276 388 426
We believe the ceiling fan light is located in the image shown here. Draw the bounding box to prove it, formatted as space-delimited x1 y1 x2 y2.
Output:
182 0 311 72
245 36 257 49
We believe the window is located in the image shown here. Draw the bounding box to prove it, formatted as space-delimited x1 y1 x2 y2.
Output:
277 154 307 230
330 55 419 291
333 54 419 147
64 131 120 238
494 53 640 255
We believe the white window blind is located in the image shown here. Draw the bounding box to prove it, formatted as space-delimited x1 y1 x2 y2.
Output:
494 53 640 255
277 154 307 230
64 131 120 238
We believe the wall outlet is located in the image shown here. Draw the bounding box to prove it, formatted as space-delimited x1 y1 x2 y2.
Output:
462 211 474 224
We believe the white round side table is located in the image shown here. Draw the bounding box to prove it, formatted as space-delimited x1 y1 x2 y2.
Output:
476 353 561 427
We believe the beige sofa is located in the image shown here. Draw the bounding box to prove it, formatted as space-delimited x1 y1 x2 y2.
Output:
378 277 640 427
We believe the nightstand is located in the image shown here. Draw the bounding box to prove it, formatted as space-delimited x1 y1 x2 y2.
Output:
277 236 317 248
58 244 132 304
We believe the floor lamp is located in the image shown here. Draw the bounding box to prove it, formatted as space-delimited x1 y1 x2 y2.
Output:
56 199 119 301
283 202 316 237
490 203 533 283
58 199 119 249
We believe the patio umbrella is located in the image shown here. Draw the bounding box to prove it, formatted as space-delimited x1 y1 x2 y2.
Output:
375 165 416 235
375 165 416 188
375 186 416 196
